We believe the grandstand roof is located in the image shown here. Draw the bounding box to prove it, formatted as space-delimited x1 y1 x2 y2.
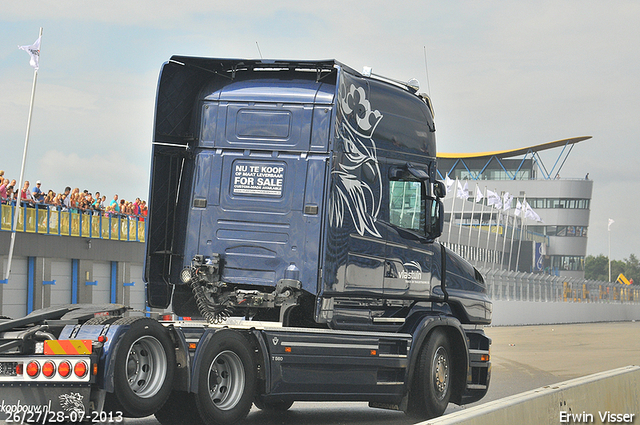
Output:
437 136 591 160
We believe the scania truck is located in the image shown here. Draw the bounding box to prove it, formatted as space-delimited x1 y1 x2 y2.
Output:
0 57 491 424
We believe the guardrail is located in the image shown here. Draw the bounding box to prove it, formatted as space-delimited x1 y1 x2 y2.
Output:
0 203 145 242
478 267 640 304
420 366 640 425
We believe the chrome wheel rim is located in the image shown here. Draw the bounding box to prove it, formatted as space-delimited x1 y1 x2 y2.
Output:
432 346 449 400
208 350 245 411
125 335 168 398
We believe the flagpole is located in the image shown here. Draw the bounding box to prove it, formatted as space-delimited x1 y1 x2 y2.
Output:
6 27 42 282
447 178 458 246
456 182 467 249
476 187 487 262
516 195 527 272
608 222 612 282
508 198 520 270
467 183 479 255
484 205 493 267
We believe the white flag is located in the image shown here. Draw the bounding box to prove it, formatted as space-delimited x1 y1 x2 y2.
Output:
502 192 513 211
456 180 469 199
515 200 523 216
486 189 502 209
19 36 41 70
444 174 454 196
475 186 484 203
608 218 615 231
524 201 542 222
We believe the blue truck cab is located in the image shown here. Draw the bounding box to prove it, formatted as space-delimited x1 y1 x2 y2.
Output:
0 57 490 425
144 57 491 423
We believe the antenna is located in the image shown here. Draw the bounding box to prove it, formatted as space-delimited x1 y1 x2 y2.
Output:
256 42 263 59
423 46 432 96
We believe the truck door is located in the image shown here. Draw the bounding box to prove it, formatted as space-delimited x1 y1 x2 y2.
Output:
384 178 434 298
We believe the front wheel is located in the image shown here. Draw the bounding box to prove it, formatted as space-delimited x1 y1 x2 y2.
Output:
406 329 452 419
195 330 256 425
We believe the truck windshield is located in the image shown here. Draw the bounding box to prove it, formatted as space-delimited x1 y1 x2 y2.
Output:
389 180 425 235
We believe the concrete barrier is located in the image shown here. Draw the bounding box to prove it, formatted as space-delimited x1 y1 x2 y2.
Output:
419 366 640 425
491 300 640 326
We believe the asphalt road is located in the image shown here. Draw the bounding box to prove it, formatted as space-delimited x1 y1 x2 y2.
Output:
124 321 640 425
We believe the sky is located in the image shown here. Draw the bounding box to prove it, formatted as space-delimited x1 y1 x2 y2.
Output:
0 1 638 260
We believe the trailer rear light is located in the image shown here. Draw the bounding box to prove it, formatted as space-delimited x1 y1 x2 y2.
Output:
58 361 71 378
42 361 56 378
74 361 88 378
26 361 40 378
98 335 108 343
15 363 23 375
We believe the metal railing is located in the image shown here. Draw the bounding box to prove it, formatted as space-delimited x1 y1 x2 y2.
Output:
0 203 145 242
479 267 640 304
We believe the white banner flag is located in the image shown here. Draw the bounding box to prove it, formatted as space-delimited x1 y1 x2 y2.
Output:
502 192 513 211
524 201 542 222
486 189 502 209
456 180 469 199
608 218 615 231
444 174 454 197
475 185 484 203
19 36 41 70
515 200 523 216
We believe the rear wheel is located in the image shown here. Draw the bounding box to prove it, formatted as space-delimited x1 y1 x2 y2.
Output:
105 317 175 418
406 329 452 419
195 330 256 425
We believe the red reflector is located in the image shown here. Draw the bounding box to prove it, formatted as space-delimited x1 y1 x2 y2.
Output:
42 361 56 378
74 361 88 378
26 361 40 377
183 317 192 321
15 363 23 375
162 315 173 321
58 361 71 378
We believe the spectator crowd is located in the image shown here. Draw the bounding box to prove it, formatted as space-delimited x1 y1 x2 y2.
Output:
0 170 147 219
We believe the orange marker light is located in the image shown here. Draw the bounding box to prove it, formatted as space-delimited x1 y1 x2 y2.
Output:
284 347 292 353
58 361 71 378
42 361 56 378
370 350 377 356
26 361 40 377
74 361 88 378
189 343 197 350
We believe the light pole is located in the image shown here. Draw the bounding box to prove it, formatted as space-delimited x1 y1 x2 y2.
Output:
608 218 614 282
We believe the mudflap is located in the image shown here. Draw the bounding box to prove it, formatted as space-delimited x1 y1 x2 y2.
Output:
0 385 91 420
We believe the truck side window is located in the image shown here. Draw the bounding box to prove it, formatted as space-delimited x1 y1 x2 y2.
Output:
389 180 425 235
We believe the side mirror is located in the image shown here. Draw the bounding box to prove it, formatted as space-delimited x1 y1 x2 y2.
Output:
426 198 444 240
434 180 446 199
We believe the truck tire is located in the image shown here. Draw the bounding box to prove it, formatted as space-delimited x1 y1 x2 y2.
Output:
105 317 175 418
195 330 256 425
253 396 294 411
83 315 120 325
407 329 452 419
155 391 205 425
